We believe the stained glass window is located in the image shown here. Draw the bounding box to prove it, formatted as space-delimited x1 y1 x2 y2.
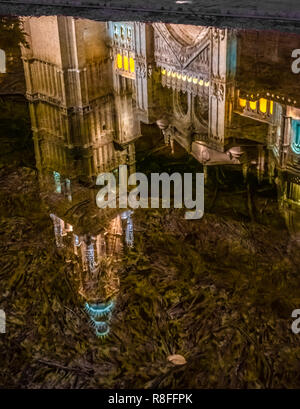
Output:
53 171 61 193
291 120 300 154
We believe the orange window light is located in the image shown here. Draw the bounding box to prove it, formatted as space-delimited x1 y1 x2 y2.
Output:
117 53 122 69
239 98 247 108
259 98 267 113
124 55 129 71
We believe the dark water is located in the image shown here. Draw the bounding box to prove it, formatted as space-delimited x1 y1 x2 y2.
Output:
0 17 300 389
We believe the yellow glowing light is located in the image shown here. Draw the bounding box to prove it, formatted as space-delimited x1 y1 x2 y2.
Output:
130 57 135 73
167 71 171 77
161 68 166 75
193 78 198 84
259 98 267 113
172 72 176 78
199 79 204 86
249 100 257 110
176 73 182 79
239 98 247 108
124 55 129 71
270 100 274 114
117 53 122 69
187 76 192 82
182 75 187 81
204 81 209 87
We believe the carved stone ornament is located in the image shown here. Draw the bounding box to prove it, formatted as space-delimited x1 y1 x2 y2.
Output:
213 82 224 101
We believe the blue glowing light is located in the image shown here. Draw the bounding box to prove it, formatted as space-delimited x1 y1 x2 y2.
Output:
85 301 115 318
91 319 110 337
125 217 134 247
74 235 81 247
85 301 115 338
53 171 62 193
291 120 300 154
121 210 134 247
227 35 237 77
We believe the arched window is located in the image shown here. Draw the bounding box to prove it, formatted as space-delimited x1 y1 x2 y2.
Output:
123 55 129 71
239 98 247 108
259 98 267 113
129 57 135 73
53 171 61 193
249 100 257 111
0 49 6 74
116 53 122 69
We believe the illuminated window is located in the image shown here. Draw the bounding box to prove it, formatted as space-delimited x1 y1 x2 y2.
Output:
74 235 81 247
65 178 72 202
167 71 171 77
182 75 187 81
291 120 300 154
120 26 125 40
239 98 247 108
0 49 5 73
249 100 257 111
117 53 122 69
161 68 166 75
53 171 61 193
123 55 129 71
50 213 64 248
259 98 267 113
125 216 134 247
270 100 274 115
199 79 204 86
129 57 135 73
113 25 118 39
204 81 210 87
193 78 198 84
121 210 134 247
176 73 181 79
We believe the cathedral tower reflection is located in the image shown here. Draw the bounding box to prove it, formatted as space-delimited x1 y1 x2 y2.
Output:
20 17 300 337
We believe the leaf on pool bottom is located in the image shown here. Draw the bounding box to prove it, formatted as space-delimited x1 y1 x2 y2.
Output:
167 354 187 365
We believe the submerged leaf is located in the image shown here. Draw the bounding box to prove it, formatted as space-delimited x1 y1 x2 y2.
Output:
167 354 187 365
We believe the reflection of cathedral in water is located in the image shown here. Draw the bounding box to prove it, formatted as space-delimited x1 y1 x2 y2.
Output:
20 18 300 178
20 17 300 336
49 210 133 337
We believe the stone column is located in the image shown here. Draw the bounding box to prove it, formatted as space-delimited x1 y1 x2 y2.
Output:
209 28 237 150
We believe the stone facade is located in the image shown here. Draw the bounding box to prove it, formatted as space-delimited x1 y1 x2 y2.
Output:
20 18 300 324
